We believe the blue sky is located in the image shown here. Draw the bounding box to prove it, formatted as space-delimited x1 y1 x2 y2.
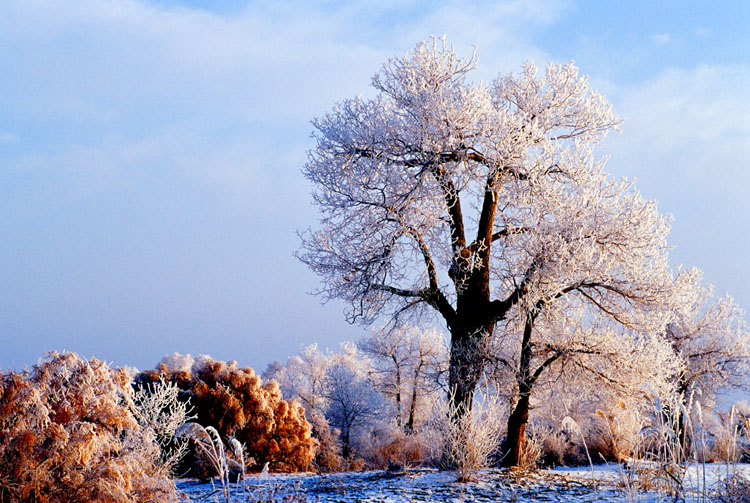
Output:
1 0 748 372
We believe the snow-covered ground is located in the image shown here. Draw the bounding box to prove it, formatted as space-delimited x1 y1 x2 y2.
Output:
178 463 750 502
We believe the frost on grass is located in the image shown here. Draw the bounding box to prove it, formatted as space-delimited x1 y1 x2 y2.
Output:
433 391 506 481
131 374 194 474
0 351 180 503
135 354 317 474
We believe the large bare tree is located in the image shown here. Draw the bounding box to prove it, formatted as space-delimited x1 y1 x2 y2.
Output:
298 38 677 466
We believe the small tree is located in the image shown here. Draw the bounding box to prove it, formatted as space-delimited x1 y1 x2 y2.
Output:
269 343 332 417
131 375 194 475
667 269 750 400
489 321 682 464
664 269 750 447
324 363 389 459
264 343 389 467
299 38 678 466
358 326 447 431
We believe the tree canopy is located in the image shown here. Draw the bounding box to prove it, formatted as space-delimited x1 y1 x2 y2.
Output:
299 38 684 466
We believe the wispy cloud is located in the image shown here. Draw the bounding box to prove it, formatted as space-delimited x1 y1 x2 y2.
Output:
0 0 565 195
609 64 750 192
0 132 19 143
652 33 670 45
0 0 568 370
604 63 750 293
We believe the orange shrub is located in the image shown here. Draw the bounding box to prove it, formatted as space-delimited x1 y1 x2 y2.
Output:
135 356 317 473
364 426 431 469
0 352 180 503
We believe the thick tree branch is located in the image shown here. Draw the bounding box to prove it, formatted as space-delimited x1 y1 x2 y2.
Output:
349 145 530 255
489 255 543 321
428 164 466 253
404 225 439 290
473 174 501 274
530 345 607 386
370 283 457 328
530 353 562 385
490 226 527 243
371 284 423 298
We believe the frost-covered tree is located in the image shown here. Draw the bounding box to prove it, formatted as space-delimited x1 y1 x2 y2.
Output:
490 300 682 465
666 270 750 451
268 343 332 416
299 38 680 466
324 363 388 459
667 269 750 400
270 342 392 464
358 326 447 431
491 321 682 464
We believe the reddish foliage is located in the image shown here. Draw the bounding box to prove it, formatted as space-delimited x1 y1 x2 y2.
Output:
135 357 317 473
0 352 179 503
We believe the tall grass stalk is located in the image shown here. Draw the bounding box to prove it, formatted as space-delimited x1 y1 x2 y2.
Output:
562 416 597 498
176 423 233 502
596 392 713 503
230 437 248 502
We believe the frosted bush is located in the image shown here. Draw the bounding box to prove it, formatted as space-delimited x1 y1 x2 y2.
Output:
306 410 343 472
432 392 505 481
0 352 180 503
135 354 317 473
131 375 194 474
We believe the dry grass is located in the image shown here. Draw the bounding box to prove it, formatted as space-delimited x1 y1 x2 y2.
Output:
432 392 505 482
364 426 433 469
716 472 750 503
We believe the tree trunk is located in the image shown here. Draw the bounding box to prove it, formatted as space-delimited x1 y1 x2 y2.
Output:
407 385 417 432
342 429 351 459
440 322 493 469
448 327 492 412
394 357 402 428
407 363 422 432
501 312 536 467
676 378 690 457
502 394 530 467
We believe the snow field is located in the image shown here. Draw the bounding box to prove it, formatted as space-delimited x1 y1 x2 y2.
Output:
178 463 750 502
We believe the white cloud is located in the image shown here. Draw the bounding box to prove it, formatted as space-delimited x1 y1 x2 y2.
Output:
604 64 750 306
0 132 19 143
652 33 670 45
1 0 565 193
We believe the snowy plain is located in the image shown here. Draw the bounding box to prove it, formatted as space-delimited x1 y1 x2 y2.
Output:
178 463 750 502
